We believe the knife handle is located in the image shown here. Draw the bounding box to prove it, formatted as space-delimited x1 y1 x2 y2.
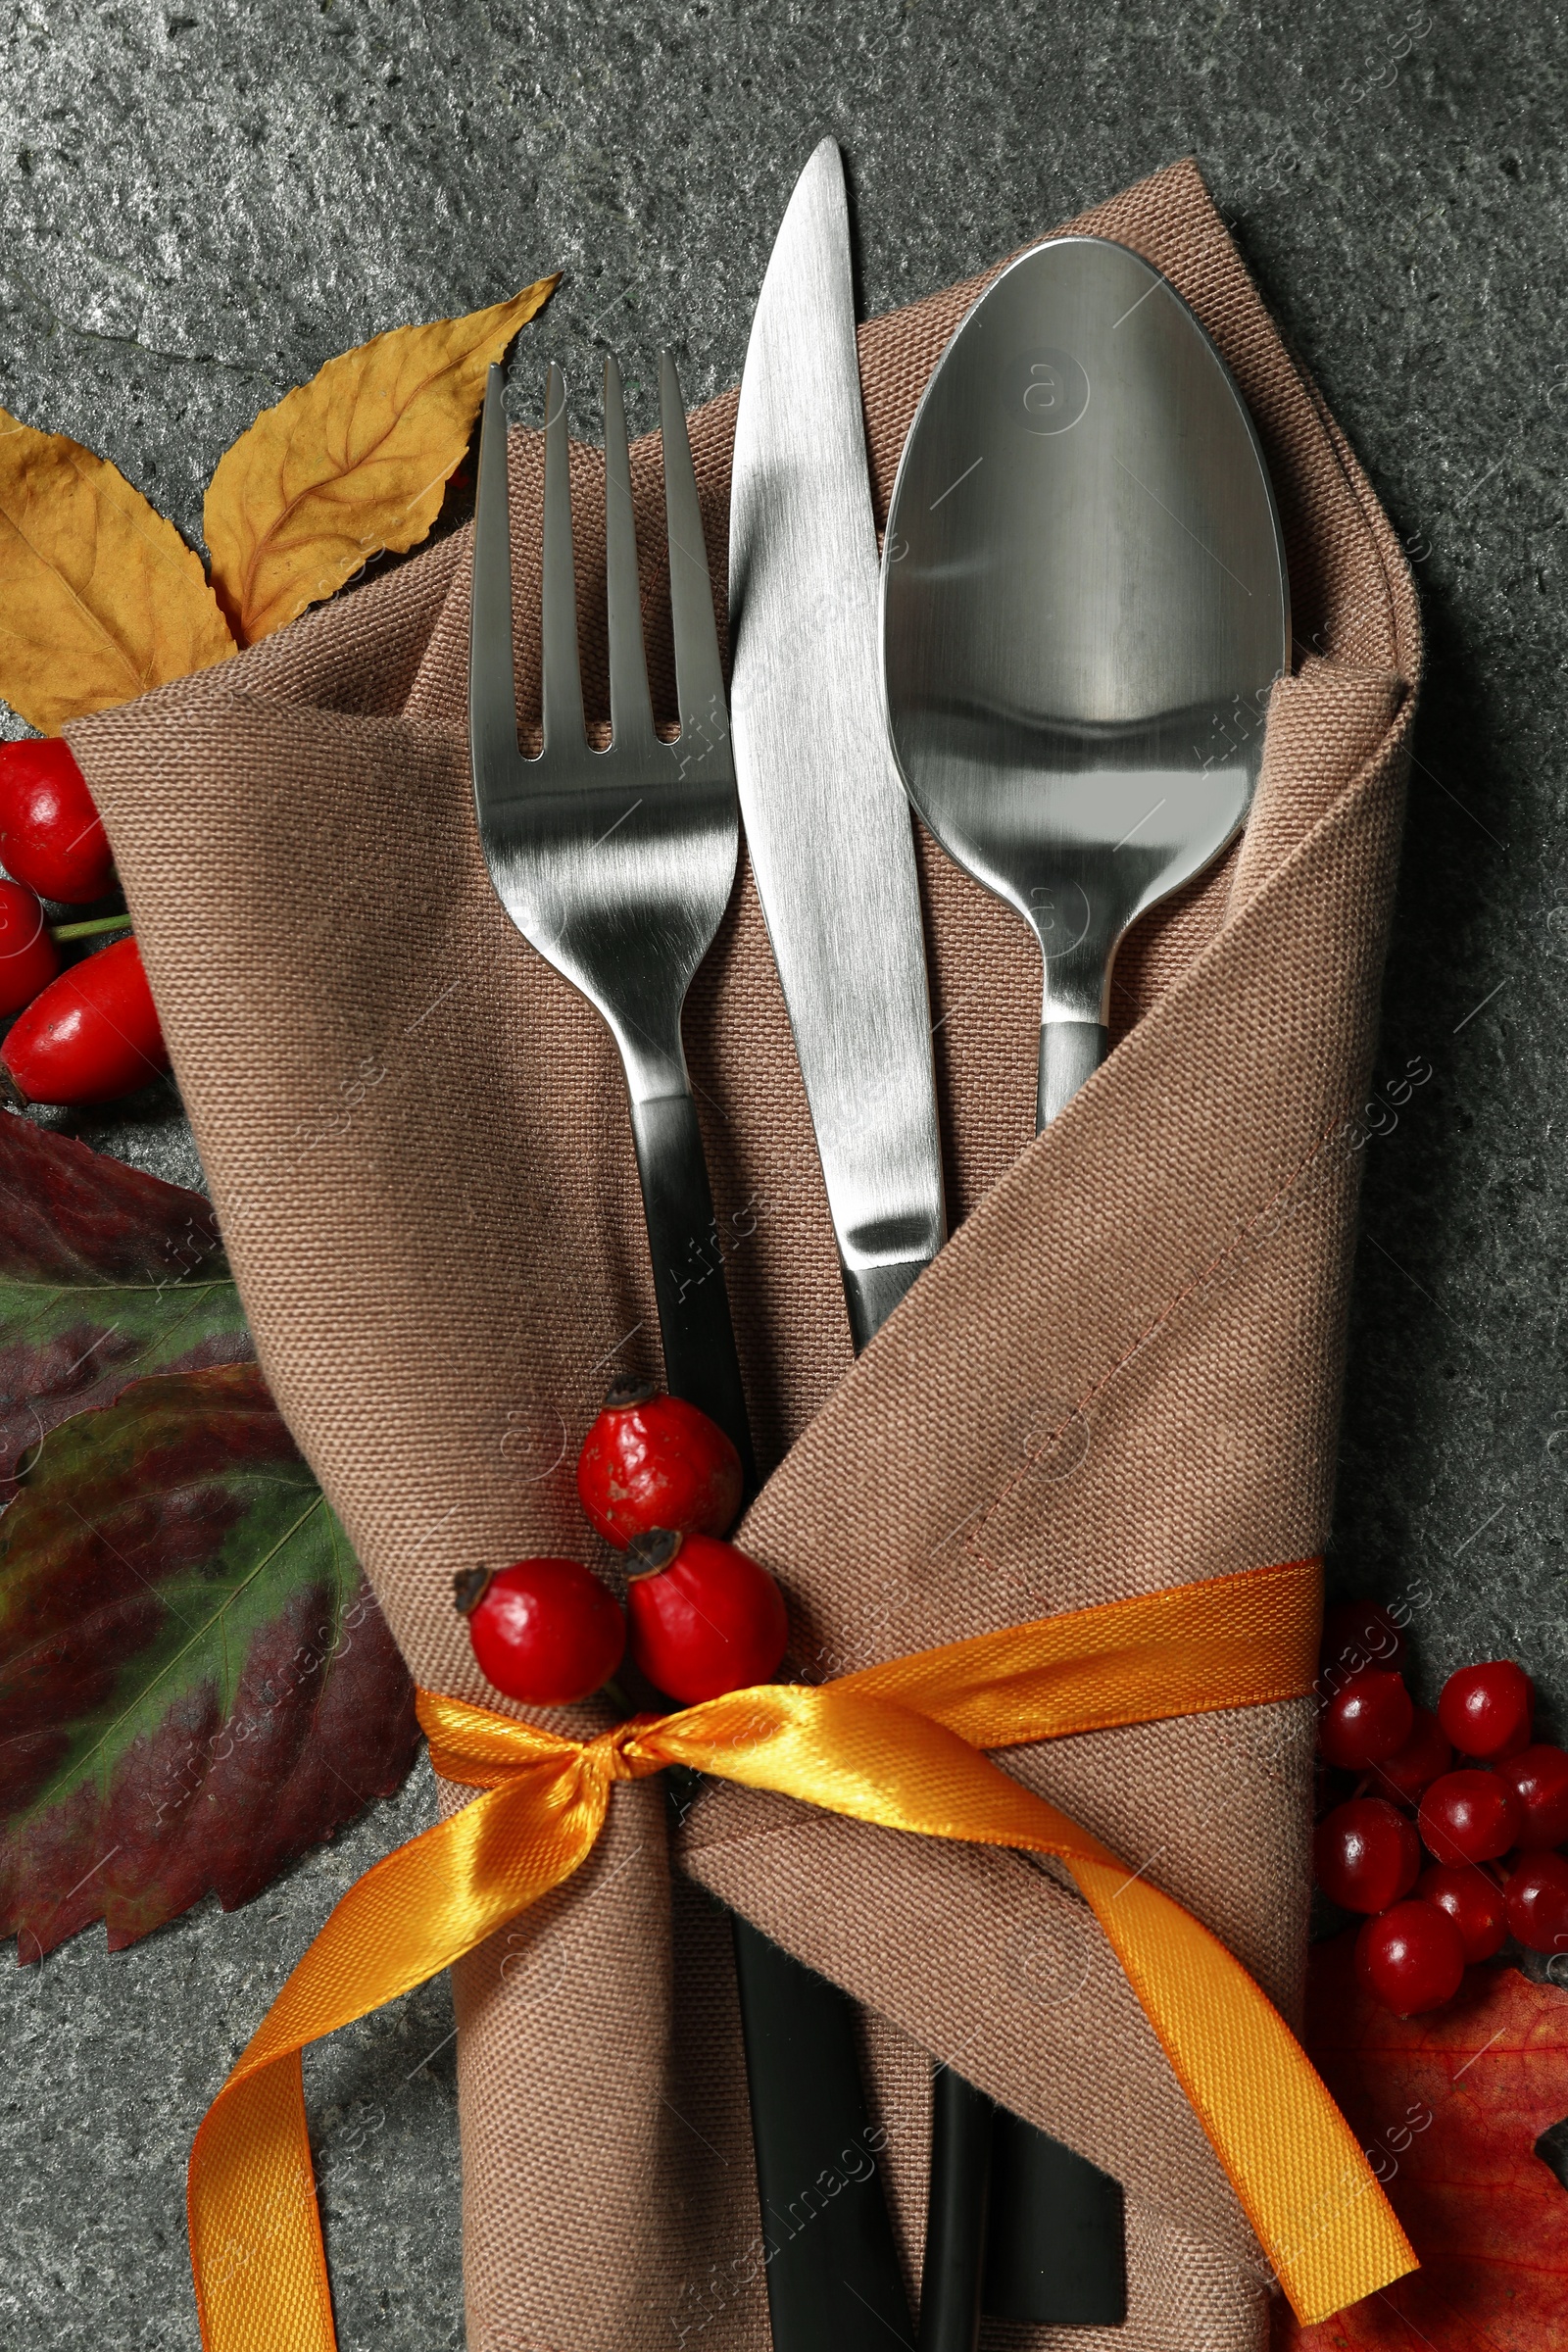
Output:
629 1077 911 2352
843 1255 930 1354
733 1915 913 2348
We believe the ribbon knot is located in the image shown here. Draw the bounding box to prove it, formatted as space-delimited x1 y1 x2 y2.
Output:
585 1716 670 1785
185 1556 1417 2350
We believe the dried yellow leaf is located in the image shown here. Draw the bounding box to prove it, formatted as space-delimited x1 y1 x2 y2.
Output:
0 411 235 734
205 277 560 646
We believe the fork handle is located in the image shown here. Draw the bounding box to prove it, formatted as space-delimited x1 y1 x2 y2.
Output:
628 1089 757 1488
630 1079 911 2352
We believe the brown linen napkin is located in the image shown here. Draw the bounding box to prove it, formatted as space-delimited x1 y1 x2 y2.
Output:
72 156 1419 2352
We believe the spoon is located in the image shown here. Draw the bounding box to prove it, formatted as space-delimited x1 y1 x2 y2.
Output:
883 232 1289 1128
880 235 1289 2342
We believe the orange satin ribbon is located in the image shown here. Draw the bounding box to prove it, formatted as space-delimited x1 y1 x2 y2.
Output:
186 1554 1415 2345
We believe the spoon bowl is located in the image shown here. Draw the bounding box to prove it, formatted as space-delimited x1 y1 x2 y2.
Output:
882 234 1290 1122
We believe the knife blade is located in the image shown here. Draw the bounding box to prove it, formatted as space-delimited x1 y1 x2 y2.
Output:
730 135 946 1351
725 135 949 2350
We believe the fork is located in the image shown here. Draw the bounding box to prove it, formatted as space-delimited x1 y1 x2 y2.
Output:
469 356 906 2350
470 351 755 1462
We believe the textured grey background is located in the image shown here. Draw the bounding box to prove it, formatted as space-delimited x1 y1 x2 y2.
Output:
2 0 1565 2343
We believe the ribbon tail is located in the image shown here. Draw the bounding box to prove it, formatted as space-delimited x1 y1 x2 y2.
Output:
188 1756 610 2352
663 1680 1415 2326
1068 1857 1418 2325
189 2053 334 2352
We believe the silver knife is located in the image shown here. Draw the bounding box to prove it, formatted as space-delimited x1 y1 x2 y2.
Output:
727 137 956 2352
730 136 945 1352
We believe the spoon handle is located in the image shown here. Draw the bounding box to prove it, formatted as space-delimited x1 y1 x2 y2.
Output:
917 2070 994 2352
920 1015 1128 2352
991 1024 1129 2328
1037 1019 1108 1128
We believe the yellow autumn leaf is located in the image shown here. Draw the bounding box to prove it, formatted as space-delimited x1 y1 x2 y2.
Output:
205 277 560 646
0 410 236 734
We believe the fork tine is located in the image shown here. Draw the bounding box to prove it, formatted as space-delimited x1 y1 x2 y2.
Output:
602 354 657 753
540 363 586 753
659 351 727 746
469 365 520 779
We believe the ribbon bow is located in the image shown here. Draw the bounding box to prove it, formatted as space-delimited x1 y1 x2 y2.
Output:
186 1555 1415 2348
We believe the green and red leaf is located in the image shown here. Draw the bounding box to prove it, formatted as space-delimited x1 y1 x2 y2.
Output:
0 1360 416 1958
0 1114 252 1492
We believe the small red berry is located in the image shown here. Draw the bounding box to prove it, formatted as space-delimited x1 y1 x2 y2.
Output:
1494 1742 1568 1851
0 738 115 904
1 935 169 1105
1437 1658 1534 1761
1368 1705 1452 1806
1418 1768 1524 1866
1317 1668 1413 1770
0 879 60 1014
576 1378 744 1550
1505 1851 1568 1955
1416 1863 1508 1962
1320 1597 1407 1680
626 1528 787 1703
1313 1797 1421 1913
455 1557 624 1706
1355 1901 1466 2016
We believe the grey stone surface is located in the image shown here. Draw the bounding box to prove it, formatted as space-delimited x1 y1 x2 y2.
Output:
0 0 1565 2342
1 1760 459 2351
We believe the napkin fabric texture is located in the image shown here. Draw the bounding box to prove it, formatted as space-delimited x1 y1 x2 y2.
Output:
74 158 1420 2352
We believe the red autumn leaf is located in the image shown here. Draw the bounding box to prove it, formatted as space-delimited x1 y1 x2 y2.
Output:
1274 1930 1568 2351
0 1361 416 1959
0 1112 253 1493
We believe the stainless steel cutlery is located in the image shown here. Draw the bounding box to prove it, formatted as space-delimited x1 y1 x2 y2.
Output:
884 234 1289 1127
467 171 1289 2352
470 349 885 2344
731 137 945 1351
728 132 943 2351
883 227 1291 2340
469 351 755 1457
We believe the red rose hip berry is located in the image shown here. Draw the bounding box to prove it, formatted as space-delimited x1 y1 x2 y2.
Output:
1314 1797 1421 1913
1 935 169 1105
1505 1851 1568 1954
626 1528 787 1703
1355 1901 1466 2017
455 1557 625 1706
1437 1658 1534 1760
0 738 115 904
576 1378 744 1549
0 880 59 1014
1418 1768 1523 1866
1494 1742 1568 1850
1369 1705 1452 1806
1317 1667 1413 1770
1416 1862 1508 1962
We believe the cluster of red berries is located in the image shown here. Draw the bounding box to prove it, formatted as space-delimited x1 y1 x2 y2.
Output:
0 739 169 1106
1315 1599 1568 2015
456 1379 787 1708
